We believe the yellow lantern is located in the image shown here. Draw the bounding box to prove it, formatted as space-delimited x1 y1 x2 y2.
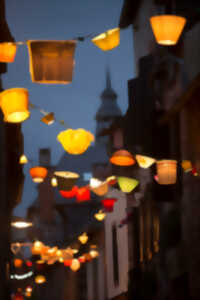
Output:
92 28 120 51
89 178 108 196
29 166 48 183
32 241 44 255
0 88 30 123
78 232 88 244
41 112 55 125
94 210 106 221
51 177 58 187
57 128 94 155
90 249 99 259
150 15 186 46
70 259 80 272
0 42 17 63
156 160 177 185
135 155 156 169
117 177 139 193
181 160 192 173
19 154 28 164
35 275 46 284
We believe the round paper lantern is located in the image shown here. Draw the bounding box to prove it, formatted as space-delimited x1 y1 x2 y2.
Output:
14 258 23 268
57 128 94 155
78 256 86 263
76 186 90 202
64 259 72 267
181 160 192 173
0 88 30 123
90 249 99 258
55 171 79 191
60 186 78 198
29 166 48 183
25 286 32 293
0 42 17 63
101 198 117 212
78 232 88 244
89 178 108 196
51 177 58 187
35 275 46 284
19 154 28 164
117 177 139 193
32 241 44 255
70 259 80 272
110 150 135 166
94 210 106 221
156 160 177 185
135 155 155 169
26 261 33 267
92 28 120 51
150 15 186 46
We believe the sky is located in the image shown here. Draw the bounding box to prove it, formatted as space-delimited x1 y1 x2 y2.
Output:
3 0 135 217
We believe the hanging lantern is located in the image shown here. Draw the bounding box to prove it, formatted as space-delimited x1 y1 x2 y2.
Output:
78 232 88 244
106 176 117 186
89 178 108 196
11 220 33 228
41 112 55 125
84 253 92 262
35 275 46 284
181 160 192 173
150 15 186 46
32 241 44 255
13 291 24 300
94 210 106 221
14 258 23 268
135 155 156 169
25 286 32 293
29 166 48 183
64 259 72 267
59 186 78 198
117 176 139 193
55 171 79 191
51 177 58 187
101 198 117 212
0 42 17 63
76 186 90 202
70 259 80 272
110 149 135 166
89 249 99 258
19 154 28 164
78 256 86 263
0 88 30 123
156 160 177 185
26 261 33 267
27 40 77 84
92 28 120 51
57 128 94 155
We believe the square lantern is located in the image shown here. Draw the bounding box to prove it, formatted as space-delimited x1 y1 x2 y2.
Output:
27 40 77 84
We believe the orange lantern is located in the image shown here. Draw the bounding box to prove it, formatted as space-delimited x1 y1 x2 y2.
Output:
0 88 30 123
35 275 46 284
59 186 78 198
156 160 177 185
14 258 23 268
32 241 44 255
78 232 88 244
92 28 120 51
78 256 86 263
110 150 135 166
150 15 186 46
76 186 90 202
29 166 48 183
70 258 80 272
0 42 17 63
64 259 72 267
89 178 108 196
41 112 55 125
181 160 192 173
84 253 92 262
94 210 106 221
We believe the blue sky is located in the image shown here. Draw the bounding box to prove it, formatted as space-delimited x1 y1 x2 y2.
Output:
3 0 135 216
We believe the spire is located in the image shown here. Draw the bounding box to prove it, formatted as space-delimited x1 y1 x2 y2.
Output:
100 67 117 102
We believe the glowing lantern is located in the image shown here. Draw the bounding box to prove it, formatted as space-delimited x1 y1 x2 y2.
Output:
60 186 78 198
25 286 32 293
27 40 77 84
94 210 106 221
51 177 58 187
19 154 28 164
192 167 198 176
78 256 86 263
13 291 24 300
32 241 44 255
0 42 17 63
117 177 139 193
90 249 99 258
150 15 186 46
55 171 79 190
106 176 117 186
78 232 88 244
92 28 120 51
26 261 33 267
101 198 117 212
70 259 80 272
29 166 48 183
57 128 94 155
89 178 108 196
41 112 54 125
11 220 32 228
84 253 92 262
0 88 30 123
156 160 177 185
35 275 46 284
135 155 155 169
110 149 135 166
64 259 72 267
181 160 192 173
14 258 23 268
76 186 90 202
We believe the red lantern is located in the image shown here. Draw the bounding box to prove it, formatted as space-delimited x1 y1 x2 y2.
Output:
78 256 86 263
76 186 90 203
101 198 117 212
64 259 72 267
59 186 78 198
13 292 24 300
26 260 33 267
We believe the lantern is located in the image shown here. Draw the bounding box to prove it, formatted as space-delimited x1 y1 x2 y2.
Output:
13 291 24 300
32 241 44 255
76 186 90 202
55 171 79 190
150 15 186 46
110 149 135 166
41 112 55 125
27 40 77 84
90 249 99 258
57 128 94 155
14 258 23 268
117 177 139 193
84 253 92 262
60 186 78 198
92 28 120 51
106 175 117 186
70 259 80 272
0 88 30 123
94 210 106 221
64 259 72 267
11 220 32 228
35 275 46 284
78 256 86 263
135 155 155 169
19 154 28 164
78 232 88 244
192 167 198 176
26 261 33 267
29 166 48 183
89 178 108 196
0 42 17 63
156 160 177 185
51 177 58 187
25 286 32 293
101 198 117 212
181 160 192 173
